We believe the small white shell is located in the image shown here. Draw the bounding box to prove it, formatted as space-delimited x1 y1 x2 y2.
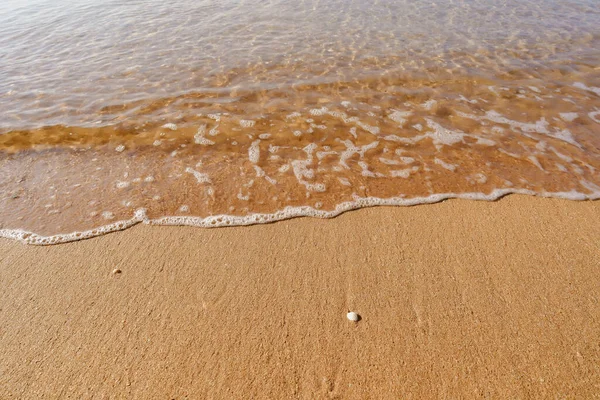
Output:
347 311 359 322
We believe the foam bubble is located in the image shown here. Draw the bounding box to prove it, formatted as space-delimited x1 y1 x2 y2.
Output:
556 163 568 172
476 138 496 146
387 109 412 126
237 191 250 201
291 143 326 192
209 125 220 136
310 107 328 116
573 82 600 96
185 167 211 184
249 140 261 164
458 95 479 104
458 110 580 147
162 123 178 131
434 158 457 171
359 161 383 177
356 121 380 135
338 177 351 186
194 125 214 145
559 112 579 122
467 173 488 184
527 155 545 171
399 156 415 164
379 157 401 166
338 140 379 169
424 119 465 149
240 120 256 128
390 166 419 178
422 100 437 110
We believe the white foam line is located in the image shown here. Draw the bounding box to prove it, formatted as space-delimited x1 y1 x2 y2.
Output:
0 209 147 246
1 189 599 246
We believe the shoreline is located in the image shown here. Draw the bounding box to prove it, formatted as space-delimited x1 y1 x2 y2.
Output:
1 195 599 398
2 189 600 245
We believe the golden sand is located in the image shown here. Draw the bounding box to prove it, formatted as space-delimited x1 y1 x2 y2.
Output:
1 195 599 398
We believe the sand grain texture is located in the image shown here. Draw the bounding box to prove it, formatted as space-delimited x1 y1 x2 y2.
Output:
1 195 599 398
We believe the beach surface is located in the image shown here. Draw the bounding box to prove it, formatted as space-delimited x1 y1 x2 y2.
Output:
1 195 599 398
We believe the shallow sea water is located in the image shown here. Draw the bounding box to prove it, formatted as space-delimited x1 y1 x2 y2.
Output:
0 0 599 244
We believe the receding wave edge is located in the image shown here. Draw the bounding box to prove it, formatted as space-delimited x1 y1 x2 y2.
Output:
1 188 599 245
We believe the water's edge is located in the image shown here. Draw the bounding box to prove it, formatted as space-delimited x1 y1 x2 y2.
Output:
2 189 598 246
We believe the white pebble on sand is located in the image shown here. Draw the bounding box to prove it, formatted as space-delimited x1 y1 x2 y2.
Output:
347 311 359 322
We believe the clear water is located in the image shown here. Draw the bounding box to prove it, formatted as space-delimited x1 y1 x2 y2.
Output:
0 0 599 244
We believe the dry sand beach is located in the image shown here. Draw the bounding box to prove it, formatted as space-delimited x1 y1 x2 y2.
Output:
1 195 599 399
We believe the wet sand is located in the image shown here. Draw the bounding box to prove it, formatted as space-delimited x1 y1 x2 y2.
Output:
1 195 599 398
